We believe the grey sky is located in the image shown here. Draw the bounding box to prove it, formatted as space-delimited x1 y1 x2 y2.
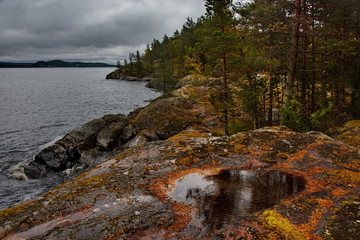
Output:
0 0 205 64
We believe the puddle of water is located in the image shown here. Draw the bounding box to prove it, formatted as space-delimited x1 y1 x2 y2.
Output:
171 170 305 230
171 173 217 204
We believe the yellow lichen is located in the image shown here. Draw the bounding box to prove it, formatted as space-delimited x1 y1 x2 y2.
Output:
326 169 360 186
263 210 305 240
278 152 289 159
232 144 250 154
167 130 209 143
0 203 27 220
175 156 196 166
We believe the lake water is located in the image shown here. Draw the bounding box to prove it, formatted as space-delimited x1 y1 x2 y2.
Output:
0 68 160 210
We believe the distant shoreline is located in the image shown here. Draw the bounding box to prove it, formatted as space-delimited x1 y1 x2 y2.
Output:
0 59 115 68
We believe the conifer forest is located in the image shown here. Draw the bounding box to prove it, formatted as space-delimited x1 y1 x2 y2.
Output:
119 0 360 133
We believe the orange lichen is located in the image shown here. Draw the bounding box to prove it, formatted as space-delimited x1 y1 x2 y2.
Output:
175 156 197 166
270 163 291 170
300 198 333 234
287 150 307 162
304 166 330 175
0 202 30 221
148 167 224 236
306 178 327 193
165 203 192 234
325 169 360 186
331 189 348 196
232 144 250 154
149 167 222 204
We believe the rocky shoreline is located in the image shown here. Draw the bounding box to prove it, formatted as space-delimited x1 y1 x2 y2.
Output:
1 75 359 239
24 96 201 179
106 69 157 88
24 75 222 180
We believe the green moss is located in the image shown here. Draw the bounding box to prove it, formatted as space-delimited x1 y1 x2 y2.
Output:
331 120 360 148
92 146 102 152
133 97 197 140
211 128 225 136
263 210 305 240
188 93 200 100
228 118 253 135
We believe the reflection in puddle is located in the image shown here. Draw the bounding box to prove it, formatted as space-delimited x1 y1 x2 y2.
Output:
171 173 216 204
171 170 305 230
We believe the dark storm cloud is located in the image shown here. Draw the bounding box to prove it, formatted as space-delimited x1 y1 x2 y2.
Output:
0 0 205 63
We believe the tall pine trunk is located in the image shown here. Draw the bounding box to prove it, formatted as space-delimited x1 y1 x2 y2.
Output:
222 52 229 135
285 0 302 105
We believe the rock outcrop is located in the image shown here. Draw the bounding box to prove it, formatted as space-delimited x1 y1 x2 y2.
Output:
24 78 219 179
131 97 198 140
1 127 359 239
328 120 360 148
8 74 358 239
106 69 154 84
24 114 128 178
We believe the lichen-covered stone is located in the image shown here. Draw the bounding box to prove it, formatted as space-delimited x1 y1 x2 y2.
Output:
329 120 360 148
123 129 159 149
2 127 359 239
131 97 198 140
26 114 126 178
321 199 360 240
60 114 126 150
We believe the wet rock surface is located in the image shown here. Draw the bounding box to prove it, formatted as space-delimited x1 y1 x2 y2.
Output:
24 114 128 178
171 170 305 230
1 127 359 239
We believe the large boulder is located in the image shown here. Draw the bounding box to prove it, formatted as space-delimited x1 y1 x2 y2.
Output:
96 116 128 150
59 114 125 150
329 120 360 148
121 124 137 142
24 114 127 178
131 97 198 140
145 78 157 88
123 129 159 149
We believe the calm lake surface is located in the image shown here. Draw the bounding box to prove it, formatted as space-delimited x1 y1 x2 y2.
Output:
0 68 160 210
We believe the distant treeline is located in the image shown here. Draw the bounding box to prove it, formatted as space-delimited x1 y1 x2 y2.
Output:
0 60 115 68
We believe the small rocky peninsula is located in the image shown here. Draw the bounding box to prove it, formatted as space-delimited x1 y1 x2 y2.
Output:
1 75 359 239
106 68 157 88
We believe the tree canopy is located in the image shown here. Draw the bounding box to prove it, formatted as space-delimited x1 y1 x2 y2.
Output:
119 0 360 132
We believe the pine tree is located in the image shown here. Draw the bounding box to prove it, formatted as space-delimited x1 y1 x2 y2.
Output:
204 0 237 135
